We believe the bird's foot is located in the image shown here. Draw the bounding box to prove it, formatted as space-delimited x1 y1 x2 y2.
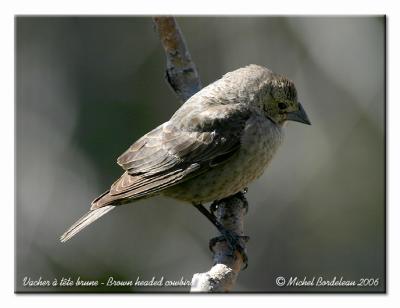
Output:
209 200 220 215
209 189 249 215
209 231 250 270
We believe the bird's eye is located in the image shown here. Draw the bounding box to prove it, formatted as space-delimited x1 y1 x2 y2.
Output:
278 102 287 110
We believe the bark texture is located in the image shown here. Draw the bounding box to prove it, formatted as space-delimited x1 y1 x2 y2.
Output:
153 17 202 101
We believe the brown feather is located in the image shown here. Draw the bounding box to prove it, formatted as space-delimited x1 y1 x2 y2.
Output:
91 106 250 210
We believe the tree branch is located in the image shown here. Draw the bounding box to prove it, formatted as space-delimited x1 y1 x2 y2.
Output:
191 193 248 292
153 16 248 292
153 17 202 102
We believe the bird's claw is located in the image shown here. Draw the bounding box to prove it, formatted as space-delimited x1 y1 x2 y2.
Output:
210 189 249 215
204 196 250 270
209 200 220 215
209 231 250 270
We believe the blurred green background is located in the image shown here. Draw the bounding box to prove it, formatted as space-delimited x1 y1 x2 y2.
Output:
15 16 385 292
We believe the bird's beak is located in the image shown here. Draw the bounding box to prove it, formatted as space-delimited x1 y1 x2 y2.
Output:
287 102 311 125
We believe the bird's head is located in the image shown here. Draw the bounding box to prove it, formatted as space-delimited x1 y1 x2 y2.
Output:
260 74 311 126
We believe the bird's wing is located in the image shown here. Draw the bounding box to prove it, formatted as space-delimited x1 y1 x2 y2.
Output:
91 105 251 209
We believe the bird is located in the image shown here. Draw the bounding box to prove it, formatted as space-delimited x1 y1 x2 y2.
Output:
60 64 311 246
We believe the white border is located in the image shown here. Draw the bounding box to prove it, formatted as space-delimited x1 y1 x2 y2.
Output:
2 0 399 307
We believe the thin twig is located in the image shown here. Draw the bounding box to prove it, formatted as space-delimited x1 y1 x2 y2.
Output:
153 16 248 292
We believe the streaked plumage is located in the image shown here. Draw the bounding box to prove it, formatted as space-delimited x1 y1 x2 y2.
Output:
60 64 310 242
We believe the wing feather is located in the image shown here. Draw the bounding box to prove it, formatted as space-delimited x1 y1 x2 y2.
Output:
92 104 251 209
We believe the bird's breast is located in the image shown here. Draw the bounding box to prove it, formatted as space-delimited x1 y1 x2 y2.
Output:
238 115 284 182
164 116 284 203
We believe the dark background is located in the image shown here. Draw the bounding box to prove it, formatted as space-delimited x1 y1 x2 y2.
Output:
16 16 385 292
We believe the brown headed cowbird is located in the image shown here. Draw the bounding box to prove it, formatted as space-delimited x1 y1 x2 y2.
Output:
60 64 310 243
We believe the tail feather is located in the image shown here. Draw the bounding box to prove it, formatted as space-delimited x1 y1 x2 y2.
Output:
60 205 115 243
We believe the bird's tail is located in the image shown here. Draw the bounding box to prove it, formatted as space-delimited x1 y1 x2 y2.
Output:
60 205 115 243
